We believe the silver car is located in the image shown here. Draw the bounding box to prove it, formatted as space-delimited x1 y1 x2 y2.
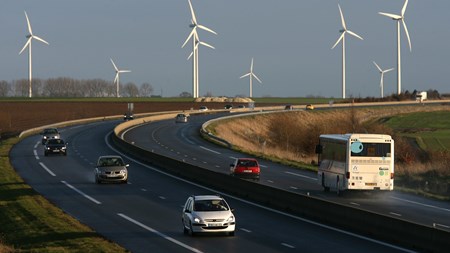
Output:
182 195 236 236
175 113 189 123
94 155 128 184
40 128 60 144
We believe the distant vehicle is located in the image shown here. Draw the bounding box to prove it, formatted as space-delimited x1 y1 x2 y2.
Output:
44 139 67 156
224 104 233 110
175 113 189 123
237 105 245 109
182 195 236 236
199 106 208 111
40 128 60 144
306 104 314 110
230 158 260 181
284 104 294 110
316 133 394 195
123 112 134 121
94 155 129 184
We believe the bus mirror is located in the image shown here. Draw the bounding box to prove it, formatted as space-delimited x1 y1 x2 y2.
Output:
315 144 322 154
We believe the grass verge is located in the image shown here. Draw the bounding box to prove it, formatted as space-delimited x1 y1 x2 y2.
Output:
0 137 128 252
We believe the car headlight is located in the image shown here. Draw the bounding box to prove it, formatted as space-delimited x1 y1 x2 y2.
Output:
226 215 235 222
43 136 48 139
46 147 50 150
62 147 66 150
193 217 202 224
120 169 127 174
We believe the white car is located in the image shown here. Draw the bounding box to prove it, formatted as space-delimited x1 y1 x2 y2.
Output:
182 195 235 236
199 106 208 111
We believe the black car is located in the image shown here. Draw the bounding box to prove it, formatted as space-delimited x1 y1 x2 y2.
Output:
224 104 233 109
40 128 60 144
44 139 67 156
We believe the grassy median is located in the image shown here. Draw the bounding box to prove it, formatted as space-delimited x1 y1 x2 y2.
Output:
0 137 128 252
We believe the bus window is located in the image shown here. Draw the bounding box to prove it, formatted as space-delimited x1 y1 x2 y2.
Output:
350 143 391 157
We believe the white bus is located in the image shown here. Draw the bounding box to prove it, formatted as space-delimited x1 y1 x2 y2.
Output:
316 133 394 194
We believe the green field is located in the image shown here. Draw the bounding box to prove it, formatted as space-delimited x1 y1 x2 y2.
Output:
383 111 450 151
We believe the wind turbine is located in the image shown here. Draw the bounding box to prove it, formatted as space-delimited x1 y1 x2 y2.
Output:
379 0 412 95
181 0 217 98
373 61 394 98
240 58 262 98
19 11 49 98
110 58 131 98
331 4 363 99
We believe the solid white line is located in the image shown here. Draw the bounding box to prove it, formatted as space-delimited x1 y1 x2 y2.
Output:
199 146 221 154
240 228 252 233
290 186 298 190
350 202 361 206
285 171 317 181
61 181 101 205
39 162 56 177
281 243 295 249
117 213 204 253
390 212 402 217
33 150 40 160
390 196 450 212
105 132 415 253
433 223 450 229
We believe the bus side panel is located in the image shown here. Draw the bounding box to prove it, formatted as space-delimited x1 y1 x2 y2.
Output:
318 160 346 191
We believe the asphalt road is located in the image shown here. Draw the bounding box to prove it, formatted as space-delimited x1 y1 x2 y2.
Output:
9 119 415 253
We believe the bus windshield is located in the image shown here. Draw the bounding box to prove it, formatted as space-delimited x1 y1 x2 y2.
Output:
350 142 391 157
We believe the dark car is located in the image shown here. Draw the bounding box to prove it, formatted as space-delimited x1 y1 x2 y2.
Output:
230 158 260 181
124 112 134 121
44 139 67 156
40 128 60 144
224 104 233 110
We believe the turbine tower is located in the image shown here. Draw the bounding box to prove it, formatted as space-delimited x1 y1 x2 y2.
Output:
331 4 363 99
240 58 262 98
373 61 394 98
110 58 131 98
182 0 216 98
19 11 49 98
379 0 412 95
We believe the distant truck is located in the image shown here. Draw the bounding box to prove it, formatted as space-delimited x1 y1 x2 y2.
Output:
416 91 427 102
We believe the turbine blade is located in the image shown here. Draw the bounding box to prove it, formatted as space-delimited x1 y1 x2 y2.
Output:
24 11 33 35
187 51 194 60
240 73 251 79
373 61 382 72
332 33 344 49
338 4 346 30
385 68 395 73
182 29 196 48
253 73 262 83
33 35 49 45
188 0 197 25
347 30 363 40
402 19 412 51
379 12 402 20
110 58 118 71
19 38 31 54
401 0 409 16
250 58 254 71
119 70 131 73
199 41 215 49
197 24 217 35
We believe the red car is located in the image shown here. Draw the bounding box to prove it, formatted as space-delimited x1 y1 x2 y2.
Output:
230 158 260 181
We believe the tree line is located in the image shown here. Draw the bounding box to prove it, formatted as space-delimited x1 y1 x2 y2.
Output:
0 78 154 97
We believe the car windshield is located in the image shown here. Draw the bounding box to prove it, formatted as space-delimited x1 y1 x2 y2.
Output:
44 129 58 134
98 157 125 167
194 199 229 212
238 160 258 167
47 139 64 145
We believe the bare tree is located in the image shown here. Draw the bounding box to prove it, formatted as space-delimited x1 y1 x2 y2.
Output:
122 82 139 97
13 79 29 97
139 82 154 97
0 81 9 97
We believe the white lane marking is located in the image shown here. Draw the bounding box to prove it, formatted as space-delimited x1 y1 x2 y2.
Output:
141 188 147 192
33 150 40 160
290 186 298 190
117 213 204 253
281 243 295 249
240 228 252 233
61 181 101 205
39 162 56 177
229 156 237 160
199 146 221 154
34 142 39 149
389 212 402 217
105 133 415 253
260 164 268 168
350 202 360 206
159 196 166 200
433 223 450 229
285 171 317 181
267 180 274 183
390 196 450 212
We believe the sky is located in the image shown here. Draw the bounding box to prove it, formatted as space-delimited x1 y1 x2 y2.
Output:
1 0 450 98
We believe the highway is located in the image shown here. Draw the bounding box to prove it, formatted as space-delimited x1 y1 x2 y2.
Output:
9 119 415 252
124 112 450 231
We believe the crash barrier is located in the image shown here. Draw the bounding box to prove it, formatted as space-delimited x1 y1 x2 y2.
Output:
113 123 449 253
